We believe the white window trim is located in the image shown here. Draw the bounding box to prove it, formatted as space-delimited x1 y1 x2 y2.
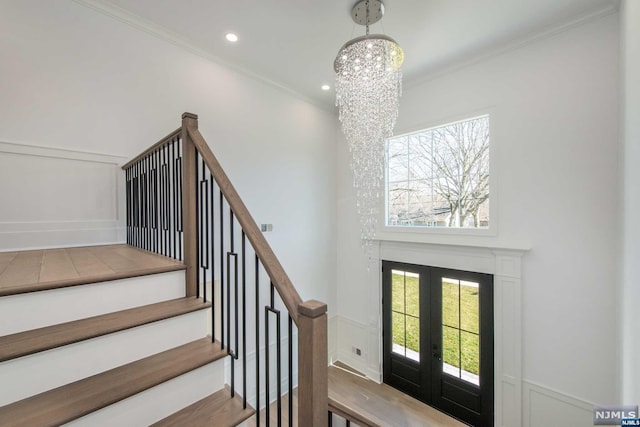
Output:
378 107 499 244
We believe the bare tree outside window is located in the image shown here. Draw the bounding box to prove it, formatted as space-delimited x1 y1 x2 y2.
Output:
387 115 490 228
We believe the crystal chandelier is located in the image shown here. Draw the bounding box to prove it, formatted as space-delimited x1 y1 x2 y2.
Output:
335 0 404 244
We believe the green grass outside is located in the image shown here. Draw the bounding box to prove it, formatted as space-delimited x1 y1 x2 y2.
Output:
391 272 480 376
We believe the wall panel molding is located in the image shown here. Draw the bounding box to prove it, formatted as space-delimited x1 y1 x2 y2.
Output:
523 380 595 427
0 140 127 251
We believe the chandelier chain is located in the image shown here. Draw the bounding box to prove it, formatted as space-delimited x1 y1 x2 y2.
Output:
366 0 370 35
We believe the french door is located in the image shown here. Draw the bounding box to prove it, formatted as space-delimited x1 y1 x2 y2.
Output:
382 261 494 427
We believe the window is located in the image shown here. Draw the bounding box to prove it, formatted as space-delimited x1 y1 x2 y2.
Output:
386 115 490 228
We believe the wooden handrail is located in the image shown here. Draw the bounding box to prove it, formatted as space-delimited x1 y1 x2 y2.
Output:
184 113 328 425
184 118 304 325
121 127 181 170
123 113 328 426
328 399 380 427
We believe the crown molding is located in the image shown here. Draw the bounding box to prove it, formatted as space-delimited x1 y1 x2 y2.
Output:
404 1 621 89
71 0 334 114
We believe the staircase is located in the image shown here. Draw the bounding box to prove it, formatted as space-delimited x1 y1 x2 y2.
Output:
0 113 328 426
0 246 251 426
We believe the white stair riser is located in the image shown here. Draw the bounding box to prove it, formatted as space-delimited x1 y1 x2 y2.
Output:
0 309 210 406
63 360 225 427
0 271 185 336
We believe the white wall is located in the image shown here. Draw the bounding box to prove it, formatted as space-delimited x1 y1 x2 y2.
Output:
621 0 640 406
0 0 337 310
336 12 621 425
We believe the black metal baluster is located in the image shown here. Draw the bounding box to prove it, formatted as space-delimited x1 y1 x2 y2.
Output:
155 150 160 253
135 161 141 248
228 251 234 396
242 231 247 409
125 167 130 245
228 250 239 396
131 165 135 246
142 157 146 250
141 156 145 250
149 158 155 253
160 149 166 255
144 155 149 250
177 154 183 260
141 159 144 249
328 411 333 427
275 284 282 427
163 149 167 255
171 140 182 259
255 254 261 427
265 303 271 427
169 139 175 259
266 282 282 427
346 420 351 426
220 191 225 350
165 145 171 256
200 157 209 302
288 314 293 427
231 211 239 395
171 141 182 259
129 166 133 245
210 171 216 342
195 154 201 299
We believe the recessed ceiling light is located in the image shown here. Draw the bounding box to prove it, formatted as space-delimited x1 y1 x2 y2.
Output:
225 33 238 42
321 84 331 91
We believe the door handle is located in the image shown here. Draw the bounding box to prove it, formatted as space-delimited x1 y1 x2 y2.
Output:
432 352 441 361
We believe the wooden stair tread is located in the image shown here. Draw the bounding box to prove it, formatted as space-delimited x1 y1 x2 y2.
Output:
0 297 211 362
0 338 226 427
0 244 186 297
152 387 255 427
0 264 186 297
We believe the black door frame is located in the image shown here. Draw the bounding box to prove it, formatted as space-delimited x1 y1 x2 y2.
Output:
382 260 494 427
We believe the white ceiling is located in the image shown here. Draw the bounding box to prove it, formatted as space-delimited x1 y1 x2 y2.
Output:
95 0 619 111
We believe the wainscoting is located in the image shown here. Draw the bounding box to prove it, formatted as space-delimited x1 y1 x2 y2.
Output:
0 141 126 251
523 380 595 427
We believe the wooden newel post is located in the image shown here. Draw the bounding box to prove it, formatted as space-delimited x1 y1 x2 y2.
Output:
181 112 198 297
298 299 328 427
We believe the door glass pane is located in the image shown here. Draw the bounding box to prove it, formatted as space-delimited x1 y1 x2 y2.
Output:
405 274 420 317
460 280 479 334
405 316 420 360
442 277 459 328
442 325 460 376
441 277 480 385
391 269 420 362
392 270 405 312
392 311 405 349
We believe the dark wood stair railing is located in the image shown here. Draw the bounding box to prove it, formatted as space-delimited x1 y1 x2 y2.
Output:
122 113 328 426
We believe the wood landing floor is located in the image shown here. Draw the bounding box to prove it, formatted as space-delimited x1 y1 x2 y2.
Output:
247 365 466 427
0 244 185 297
